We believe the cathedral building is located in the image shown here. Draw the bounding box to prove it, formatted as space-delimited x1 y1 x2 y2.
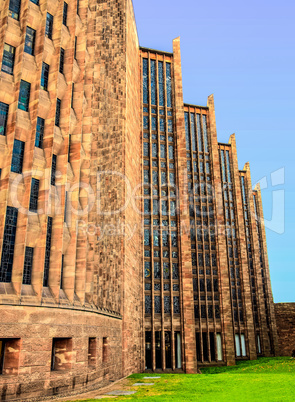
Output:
0 0 280 400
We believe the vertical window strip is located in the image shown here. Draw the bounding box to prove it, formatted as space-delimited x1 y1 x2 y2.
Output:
220 150 226 182
55 99 61 126
143 58 148 104
35 117 44 148
202 115 209 153
0 206 18 283
150 60 157 106
0 102 9 136
185 112 190 151
158 61 164 107
59 48 65 74
24 27 36 55
196 114 203 153
41 62 49 91
29 178 39 212
1 44 15 75
23 247 34 285
166 63 172 108
51 154 57 186
43 217 52 287
190 113 196 152
18 80 31 112
63 2 68 26
45 13 54 40
11 139 25 174
225 150 232 183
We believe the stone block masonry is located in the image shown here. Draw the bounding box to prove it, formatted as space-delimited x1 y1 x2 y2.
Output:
275 303 295 356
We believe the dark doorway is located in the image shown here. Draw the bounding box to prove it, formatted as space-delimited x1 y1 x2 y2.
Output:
196 332 201 361
202 333 208 361
145 332 152 369
165 332 172 369
210 332 216 361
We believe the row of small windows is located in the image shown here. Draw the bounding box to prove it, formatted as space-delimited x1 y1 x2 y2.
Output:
0 336 107 376
8 0 71 24
1 95 61 141
0 208 60 285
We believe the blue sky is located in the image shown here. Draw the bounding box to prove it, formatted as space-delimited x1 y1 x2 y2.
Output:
133 0 295 302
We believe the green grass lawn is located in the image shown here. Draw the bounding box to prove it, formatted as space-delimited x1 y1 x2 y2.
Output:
73 357 294 401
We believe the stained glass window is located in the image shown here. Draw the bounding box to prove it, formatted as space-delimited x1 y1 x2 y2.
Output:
150 60 156 106
158 61 164 107
11 139 24 174
0 102 9 136
166 63 172 107
55 99 61 126
143 142 149 157
173 296 180 314
144 229 150 246
155 296 161 314
18 80 30 111
29 178 39 212
41 62 49 91
145 295 152 314
144 170 149 184
2 44 15 75
143 58 148 104
51 154 57 185
154 261 160 279
196 114 203 152
152 116 157 131
0 206 18 283
9 0 21 20
164 296 171 314
45 13 54 40
153 229 159 247
169 145 174 160
160 118 165 132
24 26 36 55
59 48 65 74
226 150 232 183
43 217 52 287
163 262 170 279
202 115 209 153
63 2 68 26
190 113 196 152
23 247 34 285
144 261 151 278
35 117 44 148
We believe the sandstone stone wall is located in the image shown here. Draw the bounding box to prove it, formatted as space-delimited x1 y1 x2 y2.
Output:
275 303 295 356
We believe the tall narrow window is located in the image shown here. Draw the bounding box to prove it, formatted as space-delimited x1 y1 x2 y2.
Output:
29 178 39 212
76 0 79 15
51 154 57 186
59 48 65 74
60 255 64 289
45 13 54 40
74 37 77 59
216 333 223 361
0 207 18 283
0 102 9 136
43 217 52 287
41 62 49 91
63 2 68 26
11 139 25 174
1 44 15 75
24 27 36 55
35 117 44 148
18 80 30 112
23 247 34 285
55 99 61 126
71 84 74 108
8 0 21 20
